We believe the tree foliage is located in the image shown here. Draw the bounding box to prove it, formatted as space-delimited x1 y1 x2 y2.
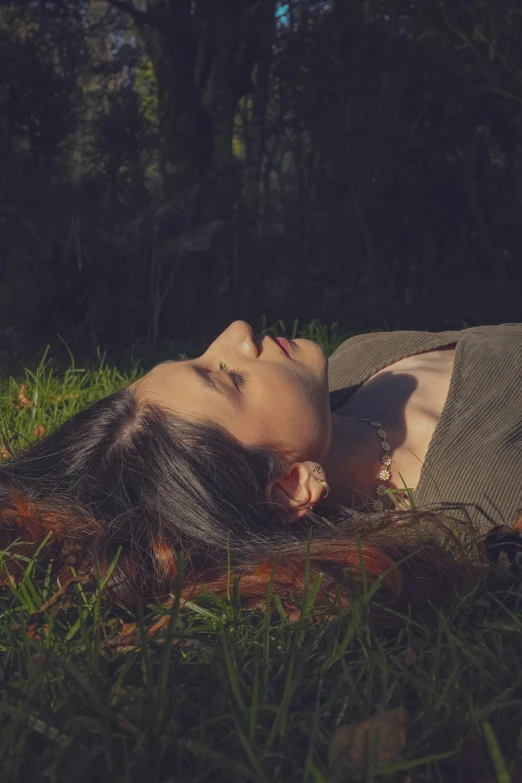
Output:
1 0 522 356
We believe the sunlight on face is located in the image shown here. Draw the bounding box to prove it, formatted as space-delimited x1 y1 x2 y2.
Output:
131 321 332 463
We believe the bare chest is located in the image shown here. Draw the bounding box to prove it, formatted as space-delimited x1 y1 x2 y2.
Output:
338 345 457 490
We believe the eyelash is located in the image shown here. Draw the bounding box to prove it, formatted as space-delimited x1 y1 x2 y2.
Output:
218 362 249 389
175 352 249 389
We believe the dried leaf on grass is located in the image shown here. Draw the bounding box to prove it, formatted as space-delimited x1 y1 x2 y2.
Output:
450 734 496 782
329 707 406 782
32 425 45 438
440 733 522 783
13 383 31 409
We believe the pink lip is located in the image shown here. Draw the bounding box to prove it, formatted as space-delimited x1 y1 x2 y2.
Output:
274 336 292 357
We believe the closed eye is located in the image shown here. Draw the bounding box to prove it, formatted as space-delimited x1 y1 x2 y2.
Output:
191 365 236 405
174 353 246 397
218 362 249 389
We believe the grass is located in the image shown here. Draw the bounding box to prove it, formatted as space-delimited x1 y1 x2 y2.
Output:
1 320 522 782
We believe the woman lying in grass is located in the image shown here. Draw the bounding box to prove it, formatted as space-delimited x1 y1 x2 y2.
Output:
1 321 521 613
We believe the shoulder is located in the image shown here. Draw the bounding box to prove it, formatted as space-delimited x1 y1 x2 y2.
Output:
328 324 522 404
329 323 522 369
328 328 462 381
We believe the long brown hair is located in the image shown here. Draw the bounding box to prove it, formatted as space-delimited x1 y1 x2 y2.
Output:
0 388 485 617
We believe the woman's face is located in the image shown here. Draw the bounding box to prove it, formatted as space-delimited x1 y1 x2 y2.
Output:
132 321 332 463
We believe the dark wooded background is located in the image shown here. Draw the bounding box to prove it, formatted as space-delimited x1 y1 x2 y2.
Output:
1 0 521 360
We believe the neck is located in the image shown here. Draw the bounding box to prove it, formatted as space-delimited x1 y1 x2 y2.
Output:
321 412 383 509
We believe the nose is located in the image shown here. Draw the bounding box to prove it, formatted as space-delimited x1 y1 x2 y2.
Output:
229 321 259 359
224 320 260 357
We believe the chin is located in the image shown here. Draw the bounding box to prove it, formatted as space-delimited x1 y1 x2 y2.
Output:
296 338 328 361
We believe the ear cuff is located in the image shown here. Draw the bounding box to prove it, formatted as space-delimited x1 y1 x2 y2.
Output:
306 464 330 513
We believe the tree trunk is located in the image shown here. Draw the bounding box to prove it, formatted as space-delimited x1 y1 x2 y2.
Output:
237 0 276 315
107 0 275 336
137 10 210 203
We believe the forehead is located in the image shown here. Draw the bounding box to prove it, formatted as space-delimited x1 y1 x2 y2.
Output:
132 360 234 411
133 360 179 391
130 361 186 406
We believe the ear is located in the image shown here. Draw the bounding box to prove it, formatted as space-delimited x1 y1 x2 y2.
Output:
267 461 326 523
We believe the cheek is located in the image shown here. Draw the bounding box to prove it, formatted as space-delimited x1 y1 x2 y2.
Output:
228 367 330 453
282 381 332 457
259 379 328 452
